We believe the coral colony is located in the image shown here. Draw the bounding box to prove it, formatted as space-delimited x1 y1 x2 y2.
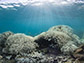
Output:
0 25 84 63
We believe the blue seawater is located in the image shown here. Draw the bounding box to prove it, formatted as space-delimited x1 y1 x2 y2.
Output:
0 3 84 37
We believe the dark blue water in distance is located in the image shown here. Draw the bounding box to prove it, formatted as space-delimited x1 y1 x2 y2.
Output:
0 3 84 37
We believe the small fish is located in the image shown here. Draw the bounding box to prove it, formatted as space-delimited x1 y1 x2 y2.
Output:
28 32 31 34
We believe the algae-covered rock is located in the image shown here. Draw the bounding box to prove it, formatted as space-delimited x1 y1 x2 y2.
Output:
0 31 14 47
34 31 71 49
0 58 16 63
15 52 70 63
48 25 81 46
3 33 38 55
0 31 14 53
15 52 46 63
48 25 73 34
69 34 81 47
61 41 78 55
80 38 84 45
34 25 82 55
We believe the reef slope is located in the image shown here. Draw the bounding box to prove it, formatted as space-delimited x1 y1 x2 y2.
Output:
0 25 84 63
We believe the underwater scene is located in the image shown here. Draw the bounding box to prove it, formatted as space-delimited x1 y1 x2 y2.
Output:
0 0 84 63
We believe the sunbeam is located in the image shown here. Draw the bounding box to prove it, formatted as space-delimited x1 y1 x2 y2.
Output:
0 0 84 36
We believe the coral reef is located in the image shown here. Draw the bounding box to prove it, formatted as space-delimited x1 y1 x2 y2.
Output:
48 25 73 34
61 41 78 55
34 31 71 50
3 33 38 55
34 25 81 55
0 25 83 63
0 31 14 46
48 25 81 46
15 52 46 63
15 52 71 63
0 31 14 54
